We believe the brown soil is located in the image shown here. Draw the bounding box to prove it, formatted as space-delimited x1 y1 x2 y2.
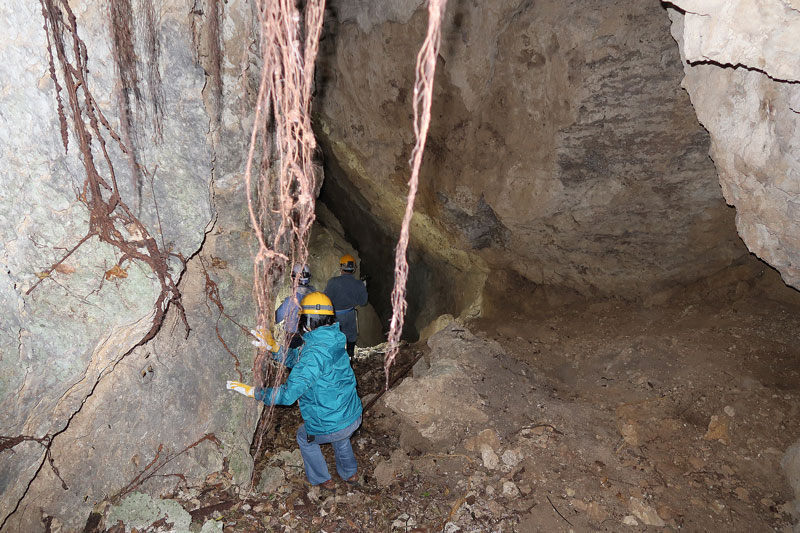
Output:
466 288 800 532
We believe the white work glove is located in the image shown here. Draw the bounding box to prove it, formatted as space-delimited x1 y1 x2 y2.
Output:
250 328 279 352
226 380 255 398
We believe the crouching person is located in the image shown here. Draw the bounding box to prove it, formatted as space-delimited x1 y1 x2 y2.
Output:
227 292 362 489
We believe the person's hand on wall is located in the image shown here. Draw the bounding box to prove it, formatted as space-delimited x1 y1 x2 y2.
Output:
250 327 279 352
226 380 255 398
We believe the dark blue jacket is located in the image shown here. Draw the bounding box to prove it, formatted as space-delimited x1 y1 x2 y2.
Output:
275 284 316 334
324 274 367 342
255 323 362 435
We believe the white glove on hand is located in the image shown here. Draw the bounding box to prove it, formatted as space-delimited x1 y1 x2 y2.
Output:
226 380 255 398
250 328 279 352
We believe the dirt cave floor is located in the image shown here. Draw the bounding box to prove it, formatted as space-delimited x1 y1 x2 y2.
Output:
144 278 799 533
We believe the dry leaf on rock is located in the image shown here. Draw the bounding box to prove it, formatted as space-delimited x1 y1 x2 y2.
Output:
54 263 75 274
105 265 128 280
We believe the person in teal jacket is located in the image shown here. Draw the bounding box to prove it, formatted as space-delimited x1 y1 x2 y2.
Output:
227 292 362 489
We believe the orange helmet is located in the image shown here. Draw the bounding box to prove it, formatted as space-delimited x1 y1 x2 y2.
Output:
339 254 356 272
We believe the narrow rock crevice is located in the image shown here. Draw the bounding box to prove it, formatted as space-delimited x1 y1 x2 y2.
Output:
1 338 140 529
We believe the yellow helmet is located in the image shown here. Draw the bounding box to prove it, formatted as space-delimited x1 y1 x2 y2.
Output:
300 292 335 316
339 254 356 272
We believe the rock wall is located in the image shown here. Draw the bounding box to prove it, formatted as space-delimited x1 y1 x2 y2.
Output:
0 1 263 530
666 0 800 291
315 0 750 331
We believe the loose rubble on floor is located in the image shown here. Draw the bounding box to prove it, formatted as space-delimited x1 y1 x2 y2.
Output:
88 288 799 532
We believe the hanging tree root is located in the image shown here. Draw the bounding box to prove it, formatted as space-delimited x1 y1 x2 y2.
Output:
200 256 248 381
384 0 448 387
244 0 327 484
0 435 68 490
32 0 188 343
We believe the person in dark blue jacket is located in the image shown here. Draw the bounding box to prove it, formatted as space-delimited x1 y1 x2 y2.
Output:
273 264 316 348
324 254 368 359
227 292 362 489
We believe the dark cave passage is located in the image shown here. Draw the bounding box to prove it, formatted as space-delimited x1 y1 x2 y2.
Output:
316 144 468 342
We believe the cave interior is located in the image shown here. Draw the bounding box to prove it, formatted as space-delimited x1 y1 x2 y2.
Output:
1 0 799 531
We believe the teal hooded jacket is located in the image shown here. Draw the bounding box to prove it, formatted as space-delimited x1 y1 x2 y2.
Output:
255 323 362 436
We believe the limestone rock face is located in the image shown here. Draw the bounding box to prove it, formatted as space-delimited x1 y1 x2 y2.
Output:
0 1 261 530
673 0 800 83
316 0 748 327
667 1 800 290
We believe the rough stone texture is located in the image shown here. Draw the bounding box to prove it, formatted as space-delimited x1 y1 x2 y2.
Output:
316 0 749 330
200 520 224 533
334 0 423 33
383 357 488 449
382 324 539 451
629 497 666 527
0 1 262 530
417 314 456 344
270 449 304 470
256 466 286 494
673 0 800 83
106 492 192 533
784 440 800 520
463 429 502 453
667 1 800 290
373 449 412 487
